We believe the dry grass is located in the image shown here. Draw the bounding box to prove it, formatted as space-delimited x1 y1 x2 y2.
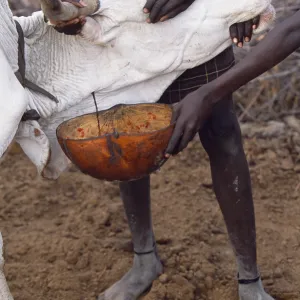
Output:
234 0 300 122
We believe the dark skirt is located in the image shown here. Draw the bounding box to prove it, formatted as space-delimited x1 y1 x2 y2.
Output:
158 46 235 105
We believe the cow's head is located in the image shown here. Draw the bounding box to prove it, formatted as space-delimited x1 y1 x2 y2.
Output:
41 0 100 25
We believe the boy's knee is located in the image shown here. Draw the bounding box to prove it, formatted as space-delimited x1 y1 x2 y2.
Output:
200 110 243 157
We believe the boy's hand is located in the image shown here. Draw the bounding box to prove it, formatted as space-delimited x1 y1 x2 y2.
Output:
165 85 214 156
143 0 195 23
230 16 260 47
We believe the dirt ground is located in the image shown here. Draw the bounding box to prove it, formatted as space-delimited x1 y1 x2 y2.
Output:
1 121 300 300
2 1 300 299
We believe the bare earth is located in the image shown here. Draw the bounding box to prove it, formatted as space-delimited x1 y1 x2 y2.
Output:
1 123 300 300
2 1 300 299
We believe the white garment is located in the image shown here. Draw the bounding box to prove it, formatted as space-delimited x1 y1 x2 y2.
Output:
0 0 275 179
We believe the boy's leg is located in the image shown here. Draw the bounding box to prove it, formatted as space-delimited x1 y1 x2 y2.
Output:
199 94 273 299
98 176 163 300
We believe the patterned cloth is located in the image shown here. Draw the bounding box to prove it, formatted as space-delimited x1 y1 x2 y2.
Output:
158 46 235 104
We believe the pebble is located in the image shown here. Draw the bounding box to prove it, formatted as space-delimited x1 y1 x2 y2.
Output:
66 251 78 265
186 271 193 280
98 211 111 226
281 158 294 170
273 267 283 279
170 245 183 254
198 283 206 291
156 237 172 245
54 219 63 226
205 276 213 289
179 265 186 273
294 164 300 173
172 274 189 286
78 272 92 282
264 278 274 286
159 274 169 284
191 263 201 271
195 270 205 280
47 255 57 263
190 189 197 195
76 254 90 269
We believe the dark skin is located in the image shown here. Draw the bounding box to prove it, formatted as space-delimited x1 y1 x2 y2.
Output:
165 9 300 156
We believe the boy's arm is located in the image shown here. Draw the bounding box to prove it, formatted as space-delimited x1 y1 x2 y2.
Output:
165 10 300 156
209 9 300 103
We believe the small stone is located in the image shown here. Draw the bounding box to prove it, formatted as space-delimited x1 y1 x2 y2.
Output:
284 116 300 133
66 252 78 265
86 215 94 224
281 158 294 170
191 263 201 271
202 181 213 189
170 245 183 254
65 191 74 197
274 267 283 279
186 271 193 280
197 283 206 291
294 164 300 173
172 275 189 286
190 189 197 195
266 150 277 160
76 253 90 269
115 239 133 252
264 279 274 286
79 272 92 283
205 276 213 289
156 237 172 245
47 255 57 263
179 266 186 273
159 274 169 284
98 211 111 226
195 270 205 280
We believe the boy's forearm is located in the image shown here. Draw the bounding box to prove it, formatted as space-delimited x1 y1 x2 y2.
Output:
207 10 300 103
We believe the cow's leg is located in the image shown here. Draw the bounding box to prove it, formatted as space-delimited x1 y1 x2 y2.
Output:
199 94 274 300
98 176 163 300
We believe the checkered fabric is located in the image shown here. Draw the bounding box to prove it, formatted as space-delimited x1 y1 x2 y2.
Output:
158 46 235 105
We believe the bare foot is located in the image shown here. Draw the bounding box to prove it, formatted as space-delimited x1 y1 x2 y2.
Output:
98 251 163 300
239 279 274 300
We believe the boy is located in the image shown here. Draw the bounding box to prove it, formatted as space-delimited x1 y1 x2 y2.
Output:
54 1 275 299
